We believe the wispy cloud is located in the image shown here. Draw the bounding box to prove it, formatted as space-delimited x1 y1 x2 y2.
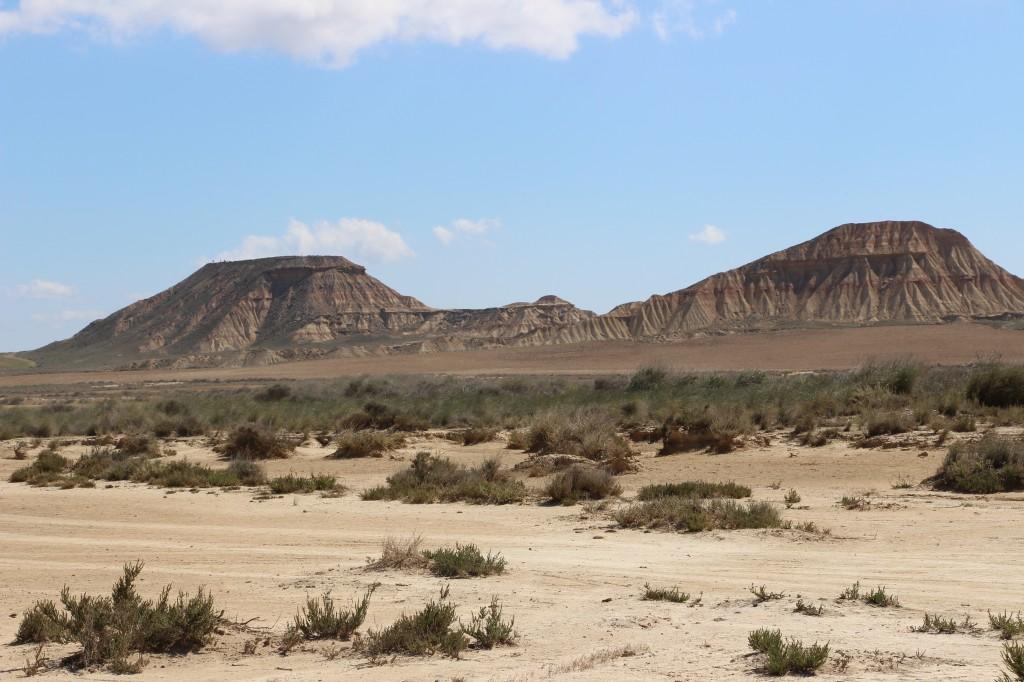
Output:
432 217 501 245
215 218 414 263
653 0 737 41
689 224 727 244
14 279 74 299
0 1 636 68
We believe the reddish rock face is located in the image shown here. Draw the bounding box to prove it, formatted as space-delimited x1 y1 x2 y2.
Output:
28 221 1024 369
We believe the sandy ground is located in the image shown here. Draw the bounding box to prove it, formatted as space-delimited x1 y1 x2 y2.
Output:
3 323 1024 389
2 431 1023 680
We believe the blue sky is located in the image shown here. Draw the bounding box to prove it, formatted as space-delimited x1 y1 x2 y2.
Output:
1 0 1022 352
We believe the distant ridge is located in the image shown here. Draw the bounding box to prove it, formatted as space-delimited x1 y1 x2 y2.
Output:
25 220 1024 370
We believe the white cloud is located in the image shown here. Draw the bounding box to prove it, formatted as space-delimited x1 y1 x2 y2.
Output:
432 217 501 244
689 224 726 244
0 0 637 67
14 279 74 299
653 0 736 41
433 226 455 245
215 218 414 263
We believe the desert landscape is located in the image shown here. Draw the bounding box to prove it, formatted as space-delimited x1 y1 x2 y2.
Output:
4 4 1023 679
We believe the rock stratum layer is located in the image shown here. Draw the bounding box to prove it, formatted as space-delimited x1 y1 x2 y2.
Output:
26 221 1024 369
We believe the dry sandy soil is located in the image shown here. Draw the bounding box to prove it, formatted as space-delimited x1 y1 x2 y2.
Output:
3 323 1024 388
1 429 1022 680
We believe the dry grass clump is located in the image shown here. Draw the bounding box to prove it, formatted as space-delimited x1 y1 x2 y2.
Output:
360 586 466 659
115 433 160 457
616 498 783 532
748 628 829 676
340 401 428 432
267 472 343 495
750 584 786 604
9 449 84 487
990 611 1024 639
518 410 634 461
839 495 871 510
838 581 900 607
450 427 498 446
636 480 751 500
544 465 622 505
547 644 649 675
216 425 294 460
930 434 1024 493
366 536 430 571
794 599 824 616
362 453 526 504
861 410 915 437
15 561 220 673
328 430 405 459
67 448 266 488
659 423 738 456
422 544 506 578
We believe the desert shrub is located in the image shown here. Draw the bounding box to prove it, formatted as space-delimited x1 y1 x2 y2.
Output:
362 453 526 505
254 384 291 402
951 414 977 433
628 366 668 392
1000 642 1024 682
911 613 977 634
361 586 466 659
967 364 1024 408
794 599 824 616
461 598 516 649
9 449 70 486
748 628 828 675
853 584 899 608
859 360 921 395
506 428 530 450
366 536 430 571
616 498 783 533
69 449 265 488
268 473 342 495
748 628 783 653
544 465 622 505
15 561 220 672
329 430 405 459
750 584 786 604
290 587 374 641
340 401 428 432
839 495 870 510
217 425 294 460
636 480 750 500
457 427 498 446
931 434 1024 493
423 544 506 578
519 410 633 462
990 611 1024 639
862 410 914 437
783 489 801 508
642 584 691 603
116 433 159 457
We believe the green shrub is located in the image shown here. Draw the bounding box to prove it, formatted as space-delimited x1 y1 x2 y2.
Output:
115 433 159 457
423 544 506 578
522 410 634 461
268 473 343 495
636 480 750 500
361 586 466 659
15 561 220 672
990 611 1024 639
544 465 622 505
290 587 374 641
999 642 1024 682
911 613 976 634
628 366 668 392
931 434 1024 493
362 453 526 505
862 410 914 437
748 628 783 653
763 639 830 676
616 498 783 533
783 489 801 508
461 598 516 649
329 430 405 459
794 599 824 616
967 364 1024 408
254 384 291 402
863 585 900 608
642 584 691 603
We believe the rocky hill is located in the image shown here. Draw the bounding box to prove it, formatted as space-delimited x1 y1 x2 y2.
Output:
25 221 1024 369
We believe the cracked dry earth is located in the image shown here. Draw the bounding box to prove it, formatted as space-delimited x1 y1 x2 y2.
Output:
1 433 1022 680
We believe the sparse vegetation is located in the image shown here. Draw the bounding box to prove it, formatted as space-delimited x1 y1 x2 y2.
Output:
750 584 786 604
999 642 1024 682
544 465 622 505
329 430 405 459
366 536 430 571
289 587 375 641
911 613 977 634
422 544 506 578
838 582 899 607
362 453 526 504
217 425 294 460
636 480 751 500
784 489 801 508
930 433 1024 493
748 628 829 676
642 583 691 603
990 611 1024 639
15 561 220 672
361 586 466 659
616 497 784 532
461 597 516 648
268 472 343 495
967 364 1024 408
794 599 824 616
839 495 871 510
454 427 498 446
